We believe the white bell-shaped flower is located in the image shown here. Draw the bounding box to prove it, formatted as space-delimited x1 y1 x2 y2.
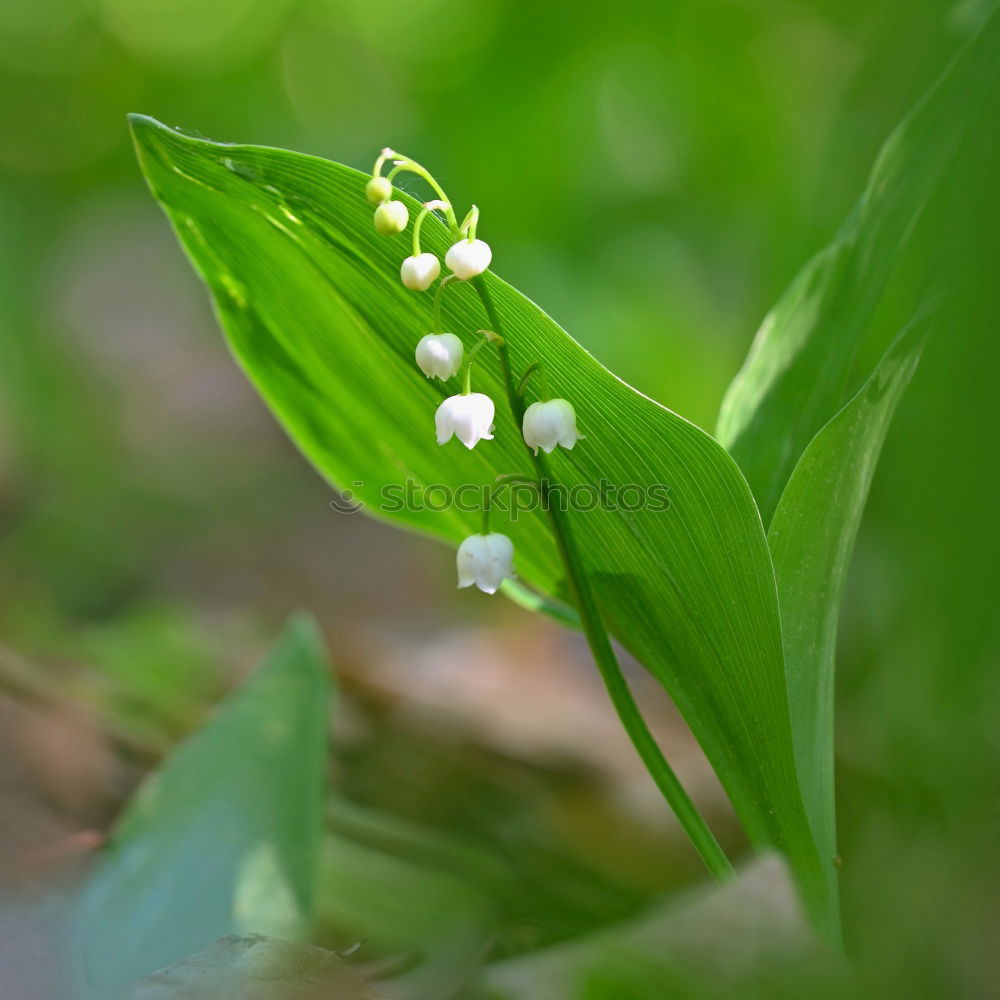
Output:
400 252 441 291
436 392 495 449
445 238 492 280
415 333 464 380
374 200 408 235
457 532 515 594
522 399 584 455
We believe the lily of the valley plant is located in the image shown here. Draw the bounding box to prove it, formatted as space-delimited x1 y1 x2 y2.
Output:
367 148 583 593
359 145 736 897
132 16 988 946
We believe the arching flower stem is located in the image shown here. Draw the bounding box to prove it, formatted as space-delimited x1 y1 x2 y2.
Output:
460 333 493 395
481 475 539 534
385 152 460 236
432 274 459 333
372 147 393 179
459 204 480 241
517 361 550 398
412 200 450 258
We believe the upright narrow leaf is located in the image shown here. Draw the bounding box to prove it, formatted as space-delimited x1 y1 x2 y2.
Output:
717 8 999 522
769 316 929 871
130 118 833 935
72 615 331 996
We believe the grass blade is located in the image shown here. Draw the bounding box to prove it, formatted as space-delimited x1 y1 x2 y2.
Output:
768 314 930 880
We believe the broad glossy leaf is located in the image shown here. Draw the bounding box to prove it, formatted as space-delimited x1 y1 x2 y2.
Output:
72 616 330 997
716 8 999 523
768 315 929 873
129 117 833 934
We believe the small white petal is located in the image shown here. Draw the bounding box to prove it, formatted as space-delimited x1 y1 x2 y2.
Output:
436 393 495 449
415 333 464 380
456 533 515 594
522 399 583 455
456 538 481 589
400 253 441 291
445 239 492 280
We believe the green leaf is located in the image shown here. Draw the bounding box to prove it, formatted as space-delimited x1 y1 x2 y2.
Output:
128 117 833 935
716 8 999 523
768 314 929 874
72 615 331 997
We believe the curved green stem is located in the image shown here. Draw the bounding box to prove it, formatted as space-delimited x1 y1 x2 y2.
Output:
484 474 539 537
460 333 492 395
385 153 460 235
412 200 450 258
517 362 542 396
460 204 480 240
372 147 392 178
432 274 457 333
412 206 429 259
517 361 550 399
471 275 734 882
481 491 491 535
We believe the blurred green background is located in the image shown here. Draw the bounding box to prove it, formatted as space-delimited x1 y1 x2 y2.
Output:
0 0 997 996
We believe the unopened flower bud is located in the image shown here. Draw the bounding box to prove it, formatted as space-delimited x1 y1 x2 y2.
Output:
435 392 495 449
365 176 392 205
457 533 515 594
522 399 584 455
400 252 441 291
445 238 492 280
374 200 408 235
415 333 463 380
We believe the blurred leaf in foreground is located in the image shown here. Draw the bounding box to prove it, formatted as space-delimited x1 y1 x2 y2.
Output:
128 933 383 1000
71 615 331 997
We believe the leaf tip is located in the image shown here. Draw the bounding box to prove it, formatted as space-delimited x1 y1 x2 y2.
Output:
126 112 167 142
127 114 181 182
274 612 332 693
